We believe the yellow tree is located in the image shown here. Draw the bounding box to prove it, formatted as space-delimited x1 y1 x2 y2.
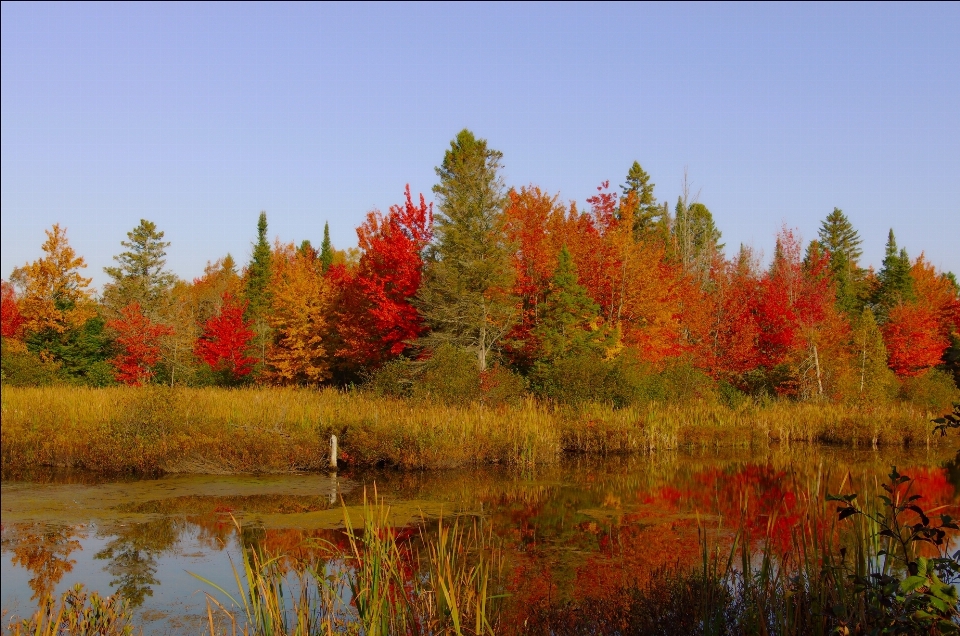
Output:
265 242 334 385
10 224 95 338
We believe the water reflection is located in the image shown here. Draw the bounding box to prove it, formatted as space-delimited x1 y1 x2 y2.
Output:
2 445 958 633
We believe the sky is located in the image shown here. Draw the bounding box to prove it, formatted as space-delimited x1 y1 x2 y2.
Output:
2 2 958 290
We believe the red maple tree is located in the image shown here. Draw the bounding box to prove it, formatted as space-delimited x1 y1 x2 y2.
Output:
883 303 950 377
335 185 433 369
107 303 174 386
1 281 25 339
194 293 256 381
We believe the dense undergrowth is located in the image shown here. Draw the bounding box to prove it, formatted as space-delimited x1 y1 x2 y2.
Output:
0 385 952 476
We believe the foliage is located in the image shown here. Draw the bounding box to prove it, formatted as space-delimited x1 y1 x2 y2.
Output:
10 583 135 636
874 229 915 316
818 207 865 313
194 293 256 383
102 218 177 318
898 369 960 412
9 224 95 337
884 303 950 377
265 242 334 385
1 280 25 339
106 302 174 386
418 129 516 372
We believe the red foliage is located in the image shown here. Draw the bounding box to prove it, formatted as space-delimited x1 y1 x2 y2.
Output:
194 293 256 380
1 281 25 339
106 303 174 386
883 303 950 377
335 185 433 369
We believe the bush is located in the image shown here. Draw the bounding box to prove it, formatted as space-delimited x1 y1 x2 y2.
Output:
899 368 960 412
412 344 482 406
480 364 526 407
1 341 66 386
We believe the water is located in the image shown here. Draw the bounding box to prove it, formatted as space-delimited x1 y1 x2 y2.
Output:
3 444 958 634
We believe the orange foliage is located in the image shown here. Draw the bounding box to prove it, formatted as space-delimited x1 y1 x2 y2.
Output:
884 303 949 377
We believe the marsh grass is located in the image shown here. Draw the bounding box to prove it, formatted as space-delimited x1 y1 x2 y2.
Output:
0 386 944 475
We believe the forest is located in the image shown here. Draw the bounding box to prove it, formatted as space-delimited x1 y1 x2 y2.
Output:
2 129 959 413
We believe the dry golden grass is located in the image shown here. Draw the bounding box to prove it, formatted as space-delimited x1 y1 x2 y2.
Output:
0 386 944 475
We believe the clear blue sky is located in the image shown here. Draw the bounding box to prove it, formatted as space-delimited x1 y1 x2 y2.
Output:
2 2 958 290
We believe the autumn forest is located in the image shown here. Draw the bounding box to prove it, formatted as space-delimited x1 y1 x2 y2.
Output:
2 129 959 412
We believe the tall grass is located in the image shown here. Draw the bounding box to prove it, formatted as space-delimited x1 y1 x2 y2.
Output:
192 490 505 636
1 386 945 475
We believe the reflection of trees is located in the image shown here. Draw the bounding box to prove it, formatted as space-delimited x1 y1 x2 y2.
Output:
94 518 179 607
8 524 84 601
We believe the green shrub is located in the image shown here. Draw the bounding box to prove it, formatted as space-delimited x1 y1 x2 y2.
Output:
899 368 960 412
480 364 526 407
367 357 415 398
412 344 482 406
1 341 66 386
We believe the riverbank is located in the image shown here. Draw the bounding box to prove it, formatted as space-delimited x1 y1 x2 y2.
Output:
0 386 948 475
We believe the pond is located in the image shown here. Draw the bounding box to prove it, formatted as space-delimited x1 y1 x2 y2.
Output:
3 443 959 634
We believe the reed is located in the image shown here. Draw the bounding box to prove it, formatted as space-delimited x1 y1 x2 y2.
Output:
0 386 945 475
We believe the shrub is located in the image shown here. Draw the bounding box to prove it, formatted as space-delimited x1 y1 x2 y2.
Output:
411 344 482 406
899 368 960 412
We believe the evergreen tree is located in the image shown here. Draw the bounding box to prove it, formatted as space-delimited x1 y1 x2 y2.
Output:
102 219 176 318
854 308 897 402
620 161 661 237
417 129 515 371
245 212 272 319
320 222 333 273
533 246 604 361
817 208 864 313
874 229 914 317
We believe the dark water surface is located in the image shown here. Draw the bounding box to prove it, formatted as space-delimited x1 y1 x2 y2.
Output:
3 444 959 634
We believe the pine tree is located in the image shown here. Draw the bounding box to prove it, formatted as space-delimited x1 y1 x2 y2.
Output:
245 212 272 318
320 222 333 273
533 246 604 361
417 129 516 371
102 219 176 318
673 199 722 279
874 229 914 317
817 208 864 313
620 161 661 237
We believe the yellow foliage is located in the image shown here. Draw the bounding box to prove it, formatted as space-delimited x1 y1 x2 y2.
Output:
265 242 334 385
10 224 95 335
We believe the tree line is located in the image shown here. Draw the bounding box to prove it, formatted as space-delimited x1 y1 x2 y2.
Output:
2 129 958 407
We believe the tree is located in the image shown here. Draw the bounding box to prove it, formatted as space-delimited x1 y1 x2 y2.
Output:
320 222 334 273
194 293 256 383
620 161 662 236
265 242 334 385
874 229 913 317
674 200 722 280
102 220 176 318
335 186 434 370
854 308 897 402
245 211 272 317
883 303 949 377
10 224 95 336
107 303 174 386
817 208 864 312
417 129 516 371
533 246 605 361
1 281 25 340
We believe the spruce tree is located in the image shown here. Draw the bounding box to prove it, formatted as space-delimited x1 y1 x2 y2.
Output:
854 308 897 402
417 129 515 371
245 212 272 319
621 161 661 237
817 208 864 313
874 229 914 317
102 219 176 318
533 246 604 361
673 199 722 277
320 222 333 273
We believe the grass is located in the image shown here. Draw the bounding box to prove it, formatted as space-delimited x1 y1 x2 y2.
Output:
1 386 947 475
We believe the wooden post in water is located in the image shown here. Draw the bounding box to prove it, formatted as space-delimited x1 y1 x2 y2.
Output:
330 434 338 470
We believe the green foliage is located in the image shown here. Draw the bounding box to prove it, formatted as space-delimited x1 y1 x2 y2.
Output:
244 211 272 319
418 129 516 372
25 316 114 387
621 160 662 236
533 246 606 362
940 333 960 389
102 219 176 317
874 229 915 318
818 207 865 313
320 221 333 273
899 368 960 412
673 199 722 276
12 583 135 636
1 341 65 386
413 343 483 405
853 307 899 404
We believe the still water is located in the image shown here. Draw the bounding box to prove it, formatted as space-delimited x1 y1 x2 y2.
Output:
3 444 959 634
